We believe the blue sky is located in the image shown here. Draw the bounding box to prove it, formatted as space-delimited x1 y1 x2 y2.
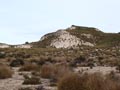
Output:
0 0 120 44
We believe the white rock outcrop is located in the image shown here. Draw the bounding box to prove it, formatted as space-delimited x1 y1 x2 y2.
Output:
50 30 94 48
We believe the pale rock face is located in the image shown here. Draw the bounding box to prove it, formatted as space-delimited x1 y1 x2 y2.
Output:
50 30 94 48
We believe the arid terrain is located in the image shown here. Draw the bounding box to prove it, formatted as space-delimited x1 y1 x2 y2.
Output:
0 25 120 90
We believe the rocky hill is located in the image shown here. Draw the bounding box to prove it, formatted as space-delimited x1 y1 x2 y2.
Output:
32 25 120 48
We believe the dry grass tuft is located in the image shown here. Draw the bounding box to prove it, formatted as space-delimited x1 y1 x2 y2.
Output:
40 64 72 79
58 72 120 90
58 73 86 90
40 64 54 78
0 65 13 79
19 63 40 72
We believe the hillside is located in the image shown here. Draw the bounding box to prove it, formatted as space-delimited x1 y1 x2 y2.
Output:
32 25 120 48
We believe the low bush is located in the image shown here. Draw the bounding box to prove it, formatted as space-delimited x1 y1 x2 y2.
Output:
58 73 120 90
53 64 72 80
0 52 6 58
40 64 72 79
40 64 54 78
19 63 40 72
10 58 24 67
85 73 106 90
0 65 13 79
58 73 86 90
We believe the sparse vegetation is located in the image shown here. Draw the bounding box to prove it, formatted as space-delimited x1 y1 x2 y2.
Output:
0 25 120 90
